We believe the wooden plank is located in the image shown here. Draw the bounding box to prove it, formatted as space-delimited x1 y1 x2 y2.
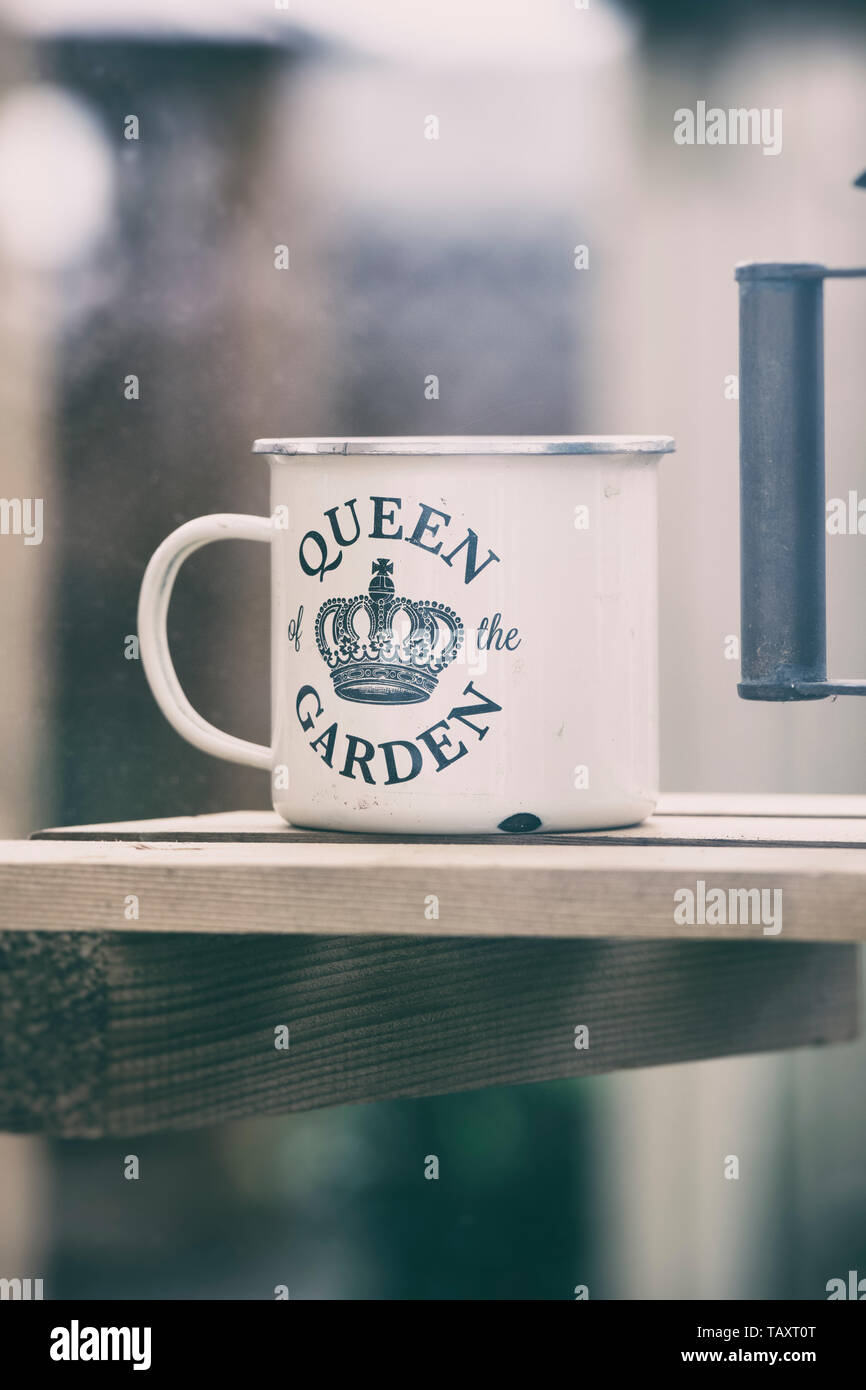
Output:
1 835 865 941
0 930 856 1137
4 800 862 1133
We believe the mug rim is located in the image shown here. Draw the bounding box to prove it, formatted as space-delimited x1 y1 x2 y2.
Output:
252 434 675 457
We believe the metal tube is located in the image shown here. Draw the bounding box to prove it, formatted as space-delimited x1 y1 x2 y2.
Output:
736 262 828 700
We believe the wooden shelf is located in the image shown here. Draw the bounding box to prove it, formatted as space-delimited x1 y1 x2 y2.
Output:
0 795 862 1136
11 794 866 943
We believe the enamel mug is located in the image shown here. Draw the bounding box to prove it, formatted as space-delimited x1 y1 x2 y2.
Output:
138 435 675 833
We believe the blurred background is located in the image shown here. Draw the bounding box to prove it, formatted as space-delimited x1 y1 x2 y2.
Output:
1 0 865 1298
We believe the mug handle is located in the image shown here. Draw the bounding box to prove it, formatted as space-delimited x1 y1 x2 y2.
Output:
137 513 273 770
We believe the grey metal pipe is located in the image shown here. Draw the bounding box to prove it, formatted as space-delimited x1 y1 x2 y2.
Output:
736 262 828 700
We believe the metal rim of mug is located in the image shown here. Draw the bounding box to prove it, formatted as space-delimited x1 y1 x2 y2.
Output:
252 435 676 456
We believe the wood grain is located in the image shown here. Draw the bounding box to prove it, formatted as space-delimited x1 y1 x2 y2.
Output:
2 798 862 1134
0 930 857 1137
2 835 865 941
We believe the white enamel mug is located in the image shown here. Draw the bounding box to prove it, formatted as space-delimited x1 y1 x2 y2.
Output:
138 435 674 833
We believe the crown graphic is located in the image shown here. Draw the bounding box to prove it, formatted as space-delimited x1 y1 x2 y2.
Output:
315 558 464 704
